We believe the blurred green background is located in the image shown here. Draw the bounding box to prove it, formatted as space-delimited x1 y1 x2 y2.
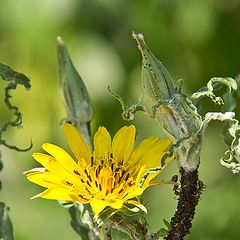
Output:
1 0 240 239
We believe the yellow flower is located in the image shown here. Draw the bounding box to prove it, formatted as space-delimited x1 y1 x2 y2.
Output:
25 123 173 216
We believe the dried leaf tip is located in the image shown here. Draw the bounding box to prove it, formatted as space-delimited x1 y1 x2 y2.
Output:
132 32 146 51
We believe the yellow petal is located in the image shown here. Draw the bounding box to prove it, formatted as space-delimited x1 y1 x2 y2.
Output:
141 154 175 190
141 171 160 190
69 195 90 204
64 123 91 163
122 187 143 202
32 153 72 179
27 171 67 188
94 126 111 159
132 137 172 169
108 200 124 210
90 199 108 216
42 143 77 172
112 125 135 164
39 188 73 201
131 136 160 164
135 165 146 185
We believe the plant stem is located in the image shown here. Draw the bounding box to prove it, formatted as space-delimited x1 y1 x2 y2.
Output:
165 168 203 240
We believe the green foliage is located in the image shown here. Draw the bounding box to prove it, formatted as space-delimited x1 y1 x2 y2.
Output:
0 63 32 155
0 0 240 239
191 77 237 105
0 202 13 240
0 63 33 240
68 205 92 240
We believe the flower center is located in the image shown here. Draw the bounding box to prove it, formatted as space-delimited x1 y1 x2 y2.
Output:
71 153 135 201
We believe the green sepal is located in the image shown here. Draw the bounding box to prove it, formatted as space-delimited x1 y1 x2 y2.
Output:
97 207 119 226
97 199 146 226
58 201 75 208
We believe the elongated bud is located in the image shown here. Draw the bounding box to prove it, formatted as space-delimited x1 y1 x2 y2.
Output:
57 37 94 147
133 32 202 171
132 32 175 102
133 32 201 139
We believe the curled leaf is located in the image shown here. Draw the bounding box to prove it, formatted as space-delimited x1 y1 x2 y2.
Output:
191 77 237 105
202 112 240 173
0 63 32 155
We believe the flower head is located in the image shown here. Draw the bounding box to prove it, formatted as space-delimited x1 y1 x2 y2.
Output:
26 123 173 216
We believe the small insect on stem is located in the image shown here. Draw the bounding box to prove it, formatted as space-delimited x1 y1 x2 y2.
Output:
197 180 206 199
171 175 180 196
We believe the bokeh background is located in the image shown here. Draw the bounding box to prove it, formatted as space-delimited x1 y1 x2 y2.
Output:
1 0 240 239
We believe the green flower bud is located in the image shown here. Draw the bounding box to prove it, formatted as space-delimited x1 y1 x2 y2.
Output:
133 32 203 171
133 32 202 142
57 37 94 147
57 36 94 124
132 32 175 102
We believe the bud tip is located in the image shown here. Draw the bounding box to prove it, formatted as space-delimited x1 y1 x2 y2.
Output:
56 36 64 45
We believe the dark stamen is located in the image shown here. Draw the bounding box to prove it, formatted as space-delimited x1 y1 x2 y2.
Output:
78 194 88 200
118 188 124 194
74 170 80 175
88 175 92 182
91 156 94 166
96 165 101 177
110 162 114 171
86 180 91 187
85 187 91 194
84 168 89 177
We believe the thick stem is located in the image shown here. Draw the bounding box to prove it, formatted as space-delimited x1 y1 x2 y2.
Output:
165 168 203 240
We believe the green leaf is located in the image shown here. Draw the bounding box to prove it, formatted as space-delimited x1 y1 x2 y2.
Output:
0 62 32 159
222 91 236 112
154 228 169 238
191 77 237 105
163 218 171 230
68 205 91 240
203 112 240 173
0 202 14 240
